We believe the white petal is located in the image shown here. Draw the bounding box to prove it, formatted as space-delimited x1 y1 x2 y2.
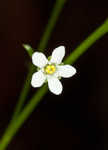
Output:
58 65 76 78
50 46 65 64
48 77 63 95
32 52 48 68
31 70 46 87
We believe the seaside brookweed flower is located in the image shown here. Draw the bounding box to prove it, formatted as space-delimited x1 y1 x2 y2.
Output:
31 46 76 95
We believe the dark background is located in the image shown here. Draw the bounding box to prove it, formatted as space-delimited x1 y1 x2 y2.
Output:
0 0 108 150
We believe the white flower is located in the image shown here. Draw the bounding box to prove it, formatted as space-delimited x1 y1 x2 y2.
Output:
31 46 76 95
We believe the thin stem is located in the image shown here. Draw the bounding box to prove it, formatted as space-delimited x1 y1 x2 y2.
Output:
11 44 34 123
11 0 66 121
11 65 35 123
38 0 66 51
0 1 67 149
0 19 108 150
0 85 48 150
64 19 108 64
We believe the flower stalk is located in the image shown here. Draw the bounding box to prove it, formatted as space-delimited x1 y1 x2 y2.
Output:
0 0 67 149
11 0 67 122
0 19 108 150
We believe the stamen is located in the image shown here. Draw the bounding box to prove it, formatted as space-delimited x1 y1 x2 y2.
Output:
44 64 56 75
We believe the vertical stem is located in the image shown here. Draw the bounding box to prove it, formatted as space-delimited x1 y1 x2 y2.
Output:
0 1 67 149
11 0 67 121
38 0 66 51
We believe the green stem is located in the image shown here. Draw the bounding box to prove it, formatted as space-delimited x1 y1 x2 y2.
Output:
38 0 66 51
0 19 108 150
0 1 67 149
11 0 66 121
11 65 35 122
11 44 34 122
0 85 48 150
64 19 108 64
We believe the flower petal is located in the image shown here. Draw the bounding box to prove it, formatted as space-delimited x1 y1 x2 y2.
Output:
48 77 63 95
32 52 48 68
31 70 46 87
50 46 65 64
58 65 76 78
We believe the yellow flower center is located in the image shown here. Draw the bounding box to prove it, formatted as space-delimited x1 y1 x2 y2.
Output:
44 64 56 75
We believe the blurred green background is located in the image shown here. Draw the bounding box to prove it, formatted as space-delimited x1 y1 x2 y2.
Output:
0 0 108 150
